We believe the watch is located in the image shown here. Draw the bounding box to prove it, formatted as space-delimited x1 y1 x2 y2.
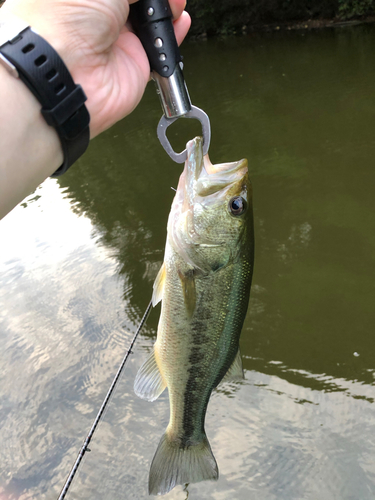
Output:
0 14 90 176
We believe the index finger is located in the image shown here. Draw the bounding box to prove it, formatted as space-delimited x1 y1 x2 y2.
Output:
128 0 187 20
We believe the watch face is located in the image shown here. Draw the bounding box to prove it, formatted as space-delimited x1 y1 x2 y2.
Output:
0 13 28 47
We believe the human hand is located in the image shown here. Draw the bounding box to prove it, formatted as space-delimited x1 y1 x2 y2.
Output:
2 0 191 138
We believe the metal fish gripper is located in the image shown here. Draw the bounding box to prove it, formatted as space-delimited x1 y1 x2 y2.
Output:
129 0 211 163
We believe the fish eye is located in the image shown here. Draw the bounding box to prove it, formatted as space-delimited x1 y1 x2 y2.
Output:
228 196 247 216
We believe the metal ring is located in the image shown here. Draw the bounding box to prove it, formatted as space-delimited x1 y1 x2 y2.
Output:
157 105 211 163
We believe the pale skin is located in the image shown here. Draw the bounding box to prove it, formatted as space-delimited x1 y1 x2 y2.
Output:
0 0 191 219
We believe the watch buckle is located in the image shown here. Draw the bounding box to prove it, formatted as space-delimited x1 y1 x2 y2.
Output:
0 53 19 77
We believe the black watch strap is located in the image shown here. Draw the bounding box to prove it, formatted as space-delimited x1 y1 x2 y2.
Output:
0 26 90 177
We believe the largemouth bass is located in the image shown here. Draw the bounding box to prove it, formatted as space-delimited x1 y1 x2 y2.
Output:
135 137 254 495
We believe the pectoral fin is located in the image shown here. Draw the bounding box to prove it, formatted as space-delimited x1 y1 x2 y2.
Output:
152 263 166 306
220 348 244 385
134 348 167 402
178 269 196 317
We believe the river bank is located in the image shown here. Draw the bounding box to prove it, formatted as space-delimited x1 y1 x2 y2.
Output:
235 15 375 35
187 15 375 39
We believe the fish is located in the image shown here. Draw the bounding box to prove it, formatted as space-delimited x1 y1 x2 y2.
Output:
134 136 254 495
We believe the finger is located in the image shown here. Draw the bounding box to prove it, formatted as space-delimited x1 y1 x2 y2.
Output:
173 10 191 46
128 0 187 20
169 0 187 20
126 4 190 49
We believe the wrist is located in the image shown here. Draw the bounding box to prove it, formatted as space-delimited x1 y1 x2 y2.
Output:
0 62 63 168
0 62 63 218
0 10 90 177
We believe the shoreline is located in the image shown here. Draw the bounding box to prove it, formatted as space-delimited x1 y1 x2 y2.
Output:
189 15 375 39
246 15 375 33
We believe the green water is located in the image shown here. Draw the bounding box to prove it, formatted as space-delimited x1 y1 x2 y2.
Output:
1 25 375 499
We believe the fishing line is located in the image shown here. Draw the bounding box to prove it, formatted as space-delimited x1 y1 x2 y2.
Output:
57 299 153 500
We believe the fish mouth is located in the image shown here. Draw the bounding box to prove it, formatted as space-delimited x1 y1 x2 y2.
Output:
184 137 248 205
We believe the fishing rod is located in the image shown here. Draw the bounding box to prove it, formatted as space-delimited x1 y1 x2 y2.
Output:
57 299 153 500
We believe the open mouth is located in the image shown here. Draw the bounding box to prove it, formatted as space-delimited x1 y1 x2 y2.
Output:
197 159 248 197
185 137 248 199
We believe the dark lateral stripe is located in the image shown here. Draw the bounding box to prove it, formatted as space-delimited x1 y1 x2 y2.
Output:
180 262 252 444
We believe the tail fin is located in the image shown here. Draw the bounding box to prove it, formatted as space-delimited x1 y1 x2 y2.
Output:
148 431 218 495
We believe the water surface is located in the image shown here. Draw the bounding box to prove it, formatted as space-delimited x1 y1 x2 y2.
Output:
1 25 375 500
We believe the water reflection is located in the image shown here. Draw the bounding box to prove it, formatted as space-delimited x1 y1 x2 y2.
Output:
0 24 375 500
58 24 375 384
